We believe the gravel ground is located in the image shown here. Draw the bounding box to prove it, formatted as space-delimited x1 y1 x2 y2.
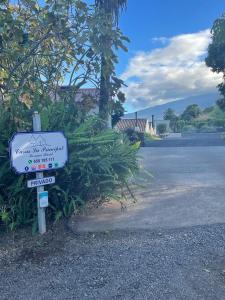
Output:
1 223 225 299
2 133 225 299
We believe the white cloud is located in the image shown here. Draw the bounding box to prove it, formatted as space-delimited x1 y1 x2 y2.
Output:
121 29 223 110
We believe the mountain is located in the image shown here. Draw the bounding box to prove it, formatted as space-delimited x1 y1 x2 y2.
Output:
124 93 220 120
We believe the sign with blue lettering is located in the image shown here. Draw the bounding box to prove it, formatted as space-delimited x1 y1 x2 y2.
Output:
9 132 68 174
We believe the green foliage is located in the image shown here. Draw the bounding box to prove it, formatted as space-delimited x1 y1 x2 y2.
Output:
178 104 225 133
49 117 139 219
124 128 144 145
181 104 201 121
205 14 225 110
205 14 225 73
0 107 35 230
0 0 128 116
176 119 186 132
216 98 225 111
0 1 136 232
95 0 127 26
203 106 214 114
157 123 167 135
164 108 179 132
182 125 196 133
208 105 225 119
111 100 125 127
164 108 177 120
0 101 139 231
95 0 129 121
0 0 102 102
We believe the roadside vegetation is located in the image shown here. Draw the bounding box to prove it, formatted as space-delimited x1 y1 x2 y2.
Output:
144 133 161 141
164 104 225 134
156 123 167 136
0 0 140 232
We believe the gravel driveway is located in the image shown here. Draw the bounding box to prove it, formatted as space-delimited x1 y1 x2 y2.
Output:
1 133 225 299
1 225 225 300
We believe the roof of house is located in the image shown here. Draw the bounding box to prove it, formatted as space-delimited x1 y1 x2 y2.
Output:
115 119 148 133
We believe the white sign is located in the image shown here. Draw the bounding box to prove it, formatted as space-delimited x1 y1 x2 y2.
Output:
10 132 68 174
38 191 49 208
27 176 55 188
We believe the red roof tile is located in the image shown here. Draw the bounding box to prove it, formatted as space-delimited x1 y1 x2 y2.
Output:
115 119 148 133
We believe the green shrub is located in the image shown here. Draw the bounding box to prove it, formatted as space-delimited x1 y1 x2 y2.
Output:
48 118 139 221
211 119 225 128
157 123 167 135
198 125 216 133
182 125 196 133
0 102 140 231
124 128 144 145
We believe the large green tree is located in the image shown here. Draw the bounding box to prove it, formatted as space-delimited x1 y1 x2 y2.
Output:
205 14 225 111
0 0 128 128
0 0 137 231
95 0 128 124
163 108 178 132
0 1 102 112
181 104 201 121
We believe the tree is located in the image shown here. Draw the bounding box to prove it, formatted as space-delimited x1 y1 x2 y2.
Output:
95 0 127 25
0 0 102 113
0 1 137 231
181 104 201 121
164 108 178 132
205 14 225 111
217 98 225 111
0 0 128 129
95 0 128 124
111 100 125 127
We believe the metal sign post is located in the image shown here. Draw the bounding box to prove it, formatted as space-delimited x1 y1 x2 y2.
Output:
32 111 46 234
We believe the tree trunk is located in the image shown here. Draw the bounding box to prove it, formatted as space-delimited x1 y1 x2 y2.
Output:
99 54 111 127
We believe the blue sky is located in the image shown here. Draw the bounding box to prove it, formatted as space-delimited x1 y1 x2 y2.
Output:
34 1 225 112
116 1 225 112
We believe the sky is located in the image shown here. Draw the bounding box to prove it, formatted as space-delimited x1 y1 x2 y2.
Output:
116 0 225 113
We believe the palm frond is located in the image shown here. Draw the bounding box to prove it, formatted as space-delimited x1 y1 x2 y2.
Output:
95 0 127 25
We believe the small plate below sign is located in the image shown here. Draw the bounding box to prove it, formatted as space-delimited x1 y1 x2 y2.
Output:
38 191 49 208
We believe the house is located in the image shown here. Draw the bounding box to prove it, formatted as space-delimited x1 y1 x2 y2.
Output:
54 86 115 127
51 86 100 115
115 118 155 135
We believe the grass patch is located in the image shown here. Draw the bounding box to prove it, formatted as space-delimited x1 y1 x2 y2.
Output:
144 133 161 142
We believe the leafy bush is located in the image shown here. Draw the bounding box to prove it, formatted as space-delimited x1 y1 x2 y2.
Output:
0 102 139 231
198 125 216 133
157 123 167 135
211 119 225 128
0 109 34 230
124 128 144 146
182 125 196 133
49 118 139 221
193 121 208 129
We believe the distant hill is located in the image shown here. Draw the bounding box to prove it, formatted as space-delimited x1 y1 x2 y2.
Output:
124 93 220 120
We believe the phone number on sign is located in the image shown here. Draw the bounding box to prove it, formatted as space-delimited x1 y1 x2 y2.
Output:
33 158 55 164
